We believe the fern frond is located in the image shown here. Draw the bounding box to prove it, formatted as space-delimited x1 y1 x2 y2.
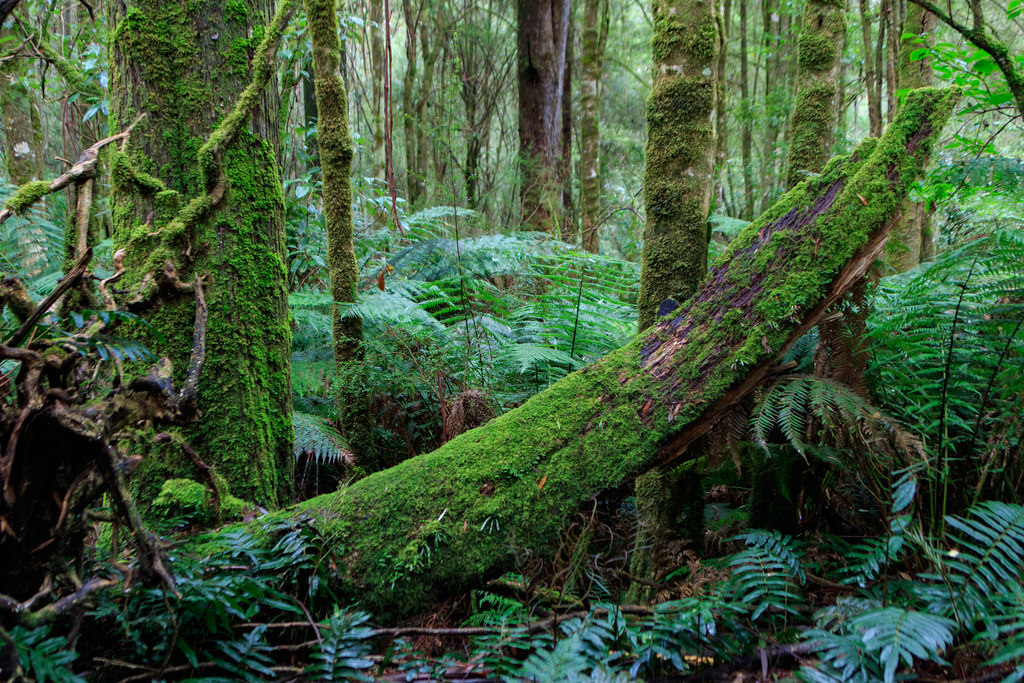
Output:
293 412 352 464
726 530 806 620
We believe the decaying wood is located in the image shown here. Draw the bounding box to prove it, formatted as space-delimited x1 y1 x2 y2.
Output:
187 88 957 621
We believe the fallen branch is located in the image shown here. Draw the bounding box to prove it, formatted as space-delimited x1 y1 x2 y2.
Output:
185 89 959 621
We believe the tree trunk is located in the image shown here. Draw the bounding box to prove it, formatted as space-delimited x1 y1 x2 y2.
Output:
579 0 609 253
306 0 375 470
0 67 44 185
784 0 846 189
860 0 882 136
889 1 935 269
739 0 754 220
186 88 957 622
714 0 731 209
402 0 420 204
369 0 386 180
107 0 293 507
561 18 575 242
636 0 719 331
518 0 571 231
632 0 720 597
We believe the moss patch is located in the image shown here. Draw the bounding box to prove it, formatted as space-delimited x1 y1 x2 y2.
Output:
3 180 50 214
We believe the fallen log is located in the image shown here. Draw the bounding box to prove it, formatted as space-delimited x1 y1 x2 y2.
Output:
194 88 958 619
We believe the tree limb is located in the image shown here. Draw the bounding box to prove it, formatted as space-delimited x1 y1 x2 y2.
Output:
907 0 1024 114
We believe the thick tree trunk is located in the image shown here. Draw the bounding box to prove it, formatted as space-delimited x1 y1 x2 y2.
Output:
784 0 846 188
107 0 293 507
633 0 719 597
561 19 575 242
518 0 571 231
190 88 956 621
579 0 609 253
636 0 719 331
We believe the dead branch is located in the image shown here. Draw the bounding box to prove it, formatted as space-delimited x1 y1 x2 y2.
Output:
0 116 144 226
5 247 92 348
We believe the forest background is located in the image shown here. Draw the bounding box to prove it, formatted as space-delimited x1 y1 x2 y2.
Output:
0 0 1022 679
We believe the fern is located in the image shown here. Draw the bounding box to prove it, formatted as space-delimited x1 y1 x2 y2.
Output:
802 608 954 683
7 625 85 683
305 608 375 681
725 530 806 620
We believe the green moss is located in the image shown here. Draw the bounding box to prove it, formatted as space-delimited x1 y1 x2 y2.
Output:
798 33 837 71
3 179 50 214
109 0 294 507
152 477 249 529
225 0 248 22
180 89 957 622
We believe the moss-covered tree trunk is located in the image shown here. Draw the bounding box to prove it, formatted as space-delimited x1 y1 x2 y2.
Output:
890 2 936 268
189 89 956 621
0 62 45 185
518 0 571 232
305 0 375 469
107 0 293 507
636 0 719 331
632 0 719 599
783 0 846 189
579 0 609 253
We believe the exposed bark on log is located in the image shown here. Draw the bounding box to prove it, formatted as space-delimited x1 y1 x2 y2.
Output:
192 88 957 620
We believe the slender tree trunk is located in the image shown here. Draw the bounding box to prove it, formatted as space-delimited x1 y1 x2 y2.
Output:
714 0 731 208
305 0 374 469
784 0 846 188
369 0 386 179
414 42 438 207
561 18 575 242
874 1 887 125
859 0 882 136
884 0 900 123
107 0 293 507
187 89 957 620
739 0 754 220
579 0 608 253
518 0 571 232
402 0 419 203
890 1 936 268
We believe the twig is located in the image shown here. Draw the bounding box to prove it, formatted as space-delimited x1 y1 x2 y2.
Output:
5 248 92 347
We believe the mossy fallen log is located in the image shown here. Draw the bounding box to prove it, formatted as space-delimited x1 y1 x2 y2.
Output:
191 88 958 619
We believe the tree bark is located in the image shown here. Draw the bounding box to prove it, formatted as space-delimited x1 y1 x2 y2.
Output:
860 0 882 136
369 0 386 180
580 0 609 253
636 0 719 331
739 0 754 220
189 87 957 621
107 0 293 507
784 0 846 189
889 1 935 268
518 0 571 231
